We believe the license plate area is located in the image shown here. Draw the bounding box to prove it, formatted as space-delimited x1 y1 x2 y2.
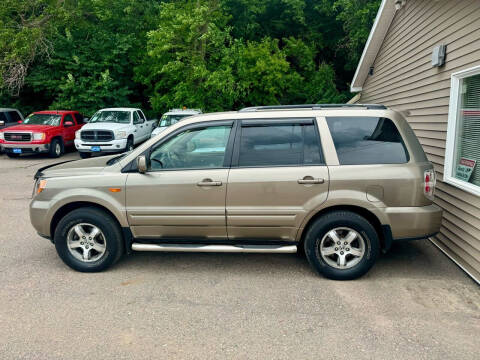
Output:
91 146 101 152
13 148 22 154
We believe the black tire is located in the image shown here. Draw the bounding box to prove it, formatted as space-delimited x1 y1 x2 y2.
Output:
54 207 124 272
6 152 19 158
304 211 380 280
49 138 64 158
79 152 91 159
126 137 134 152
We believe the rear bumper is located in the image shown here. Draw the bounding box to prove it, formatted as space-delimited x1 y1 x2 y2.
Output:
385 204 443 240
74 138 127 153
1 143 49 153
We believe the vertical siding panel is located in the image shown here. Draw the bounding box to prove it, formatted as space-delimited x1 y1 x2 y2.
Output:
358 0 480 282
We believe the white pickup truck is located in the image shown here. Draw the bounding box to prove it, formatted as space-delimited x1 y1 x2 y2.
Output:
74 108 155 159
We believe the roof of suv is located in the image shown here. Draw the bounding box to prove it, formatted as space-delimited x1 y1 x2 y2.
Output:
181 104 396 124
164 108 202 116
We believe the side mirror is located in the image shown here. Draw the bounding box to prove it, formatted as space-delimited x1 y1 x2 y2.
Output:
136 155 148 173
64 121 74 127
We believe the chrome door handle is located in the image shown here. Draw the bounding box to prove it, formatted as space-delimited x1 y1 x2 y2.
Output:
197 179 222 186
298 177 325 184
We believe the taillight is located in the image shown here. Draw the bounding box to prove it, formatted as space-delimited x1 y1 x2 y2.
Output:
424 169 435 200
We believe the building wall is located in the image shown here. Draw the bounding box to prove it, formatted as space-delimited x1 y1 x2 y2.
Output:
359 0 480 281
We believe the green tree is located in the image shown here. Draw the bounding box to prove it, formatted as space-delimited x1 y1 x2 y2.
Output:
0 0 65 96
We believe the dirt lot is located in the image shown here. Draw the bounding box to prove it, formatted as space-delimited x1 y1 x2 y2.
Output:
0 151 479 360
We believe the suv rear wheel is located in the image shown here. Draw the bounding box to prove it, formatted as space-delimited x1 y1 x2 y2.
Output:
304 211 380 280
54 207 123 272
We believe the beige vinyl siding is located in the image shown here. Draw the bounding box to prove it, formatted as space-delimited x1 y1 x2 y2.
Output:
359 0 480 281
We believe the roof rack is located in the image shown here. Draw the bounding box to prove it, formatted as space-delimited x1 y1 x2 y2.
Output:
238 104 387 112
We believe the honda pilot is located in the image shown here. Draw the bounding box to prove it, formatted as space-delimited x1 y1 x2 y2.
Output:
30 104 442 280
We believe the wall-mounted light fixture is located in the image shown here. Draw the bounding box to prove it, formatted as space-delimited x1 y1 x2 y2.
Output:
394 0 407 10
432 44 447 67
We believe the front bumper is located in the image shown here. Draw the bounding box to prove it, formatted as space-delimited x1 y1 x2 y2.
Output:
30 198 51 238
1 143 50 154
385 204 443 240
74 138 127 153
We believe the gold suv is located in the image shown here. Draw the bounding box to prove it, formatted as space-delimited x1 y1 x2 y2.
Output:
30 104 442 279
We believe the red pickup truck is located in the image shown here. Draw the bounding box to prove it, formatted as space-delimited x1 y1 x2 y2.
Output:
0 110 85 158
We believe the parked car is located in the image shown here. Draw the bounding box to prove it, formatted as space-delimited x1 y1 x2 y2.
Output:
75 108 155 159
30 104 442 279
0 108 24 130
150 108 202 138
0 110 85 158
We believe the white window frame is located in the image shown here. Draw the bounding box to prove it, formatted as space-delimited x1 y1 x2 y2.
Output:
444 64 480 196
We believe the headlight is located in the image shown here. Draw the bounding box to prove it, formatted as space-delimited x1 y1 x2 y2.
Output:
34 179 47 195
32 133 45 141
0 132 4 140
115 131 127 139
75 130 81 139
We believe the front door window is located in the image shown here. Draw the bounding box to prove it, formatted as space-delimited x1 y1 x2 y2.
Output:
149 125 231 170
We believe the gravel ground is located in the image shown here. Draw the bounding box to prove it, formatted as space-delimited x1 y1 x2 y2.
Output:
0 151 479 360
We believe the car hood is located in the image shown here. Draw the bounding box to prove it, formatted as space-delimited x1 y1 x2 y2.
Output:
81 122 130 131
0 124 57 133
35 154 119 179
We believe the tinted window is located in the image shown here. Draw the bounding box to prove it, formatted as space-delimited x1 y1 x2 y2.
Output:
74 113 84 124
326 117 408 165
150 125 231 170
238 123 323 167
7 111 21 123
0 112 7 122
139 111 147 121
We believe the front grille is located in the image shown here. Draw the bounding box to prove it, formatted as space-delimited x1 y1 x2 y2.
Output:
80 130 114 142
4 132 31 142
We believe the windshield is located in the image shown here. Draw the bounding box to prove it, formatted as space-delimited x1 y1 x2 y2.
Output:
157 114 190 127
89 111 130 124
23 114 61 126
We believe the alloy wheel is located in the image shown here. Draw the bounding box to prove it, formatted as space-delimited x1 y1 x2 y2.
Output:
66 223 107 262
319 227 366 269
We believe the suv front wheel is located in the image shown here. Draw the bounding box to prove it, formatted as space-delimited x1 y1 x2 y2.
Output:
54 207 123 272
304 211 380 280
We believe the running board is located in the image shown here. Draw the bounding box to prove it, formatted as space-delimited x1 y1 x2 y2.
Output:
131 243 297 254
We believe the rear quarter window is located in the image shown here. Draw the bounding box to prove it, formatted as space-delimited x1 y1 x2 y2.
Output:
326 117 409 165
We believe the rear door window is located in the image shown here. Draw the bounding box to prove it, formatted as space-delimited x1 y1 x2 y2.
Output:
326 117 409 165
237 120 323 167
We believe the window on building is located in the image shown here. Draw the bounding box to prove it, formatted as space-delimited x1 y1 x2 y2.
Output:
445 66 480 196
